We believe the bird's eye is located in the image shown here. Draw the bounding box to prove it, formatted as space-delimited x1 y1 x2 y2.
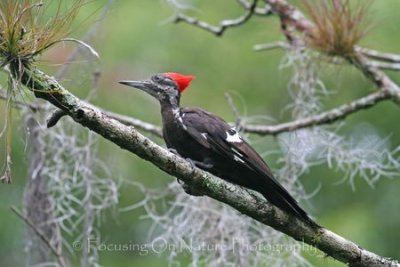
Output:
152 74 176 88
152 75 163 83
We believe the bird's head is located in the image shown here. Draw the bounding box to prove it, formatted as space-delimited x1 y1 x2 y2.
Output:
119 72 195 104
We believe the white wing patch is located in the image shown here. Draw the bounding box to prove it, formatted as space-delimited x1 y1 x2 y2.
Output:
229 135 245 163
201 133 207 140
226 129 242 143
233 155 245 163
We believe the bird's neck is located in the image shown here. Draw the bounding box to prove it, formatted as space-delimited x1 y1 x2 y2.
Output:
160 97 182 126
161 94 180 108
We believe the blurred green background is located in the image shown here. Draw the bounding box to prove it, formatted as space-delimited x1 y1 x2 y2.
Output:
0 0 399 266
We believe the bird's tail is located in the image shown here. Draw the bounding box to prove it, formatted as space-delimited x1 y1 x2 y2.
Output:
260 180 320 228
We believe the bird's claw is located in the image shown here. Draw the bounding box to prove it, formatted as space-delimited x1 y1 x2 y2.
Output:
168 148 179 155
185 158 213 170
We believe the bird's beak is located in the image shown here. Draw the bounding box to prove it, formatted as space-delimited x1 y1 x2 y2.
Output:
119 80 151 90
119 79 158 98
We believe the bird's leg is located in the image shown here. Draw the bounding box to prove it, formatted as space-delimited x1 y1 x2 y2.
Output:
167 148 190 191
185 157 213 170
167 149 194 194
167 146 213 169
167 148 209 196
175 157 212 197
168 148 179 155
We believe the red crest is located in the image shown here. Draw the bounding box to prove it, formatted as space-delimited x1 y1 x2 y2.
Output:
164 72 195 92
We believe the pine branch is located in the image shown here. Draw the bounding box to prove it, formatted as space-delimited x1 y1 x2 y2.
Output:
18 67 399 267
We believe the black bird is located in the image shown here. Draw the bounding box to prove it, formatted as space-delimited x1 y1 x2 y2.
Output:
120 73 318 227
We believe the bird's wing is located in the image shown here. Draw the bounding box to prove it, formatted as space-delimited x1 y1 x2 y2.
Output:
181 107 317 226
181 107 275 178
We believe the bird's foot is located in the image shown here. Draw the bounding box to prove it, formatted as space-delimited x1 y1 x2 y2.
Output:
168 148 179 155
177 179 204 197
185 158 213 170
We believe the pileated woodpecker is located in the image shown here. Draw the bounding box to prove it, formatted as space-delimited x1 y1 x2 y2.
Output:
120 73 318 227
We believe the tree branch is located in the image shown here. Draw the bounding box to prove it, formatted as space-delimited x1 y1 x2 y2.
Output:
348 53 400 103
44 107 163 136
170 0 400 141
263 0 400 104
224 92 243 129
320 55 400 72
174 0 268 36
254 43 400 71
102 109 162 137
0 88 163 137
356 46 400 63
18 67 399 267
367 61 400 71
11 206 68 267
243 90 391 135
1 87 390 137
254 41 289 51
236 0 272 15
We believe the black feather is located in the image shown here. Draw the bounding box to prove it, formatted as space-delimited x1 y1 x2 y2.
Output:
162 107 319 227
